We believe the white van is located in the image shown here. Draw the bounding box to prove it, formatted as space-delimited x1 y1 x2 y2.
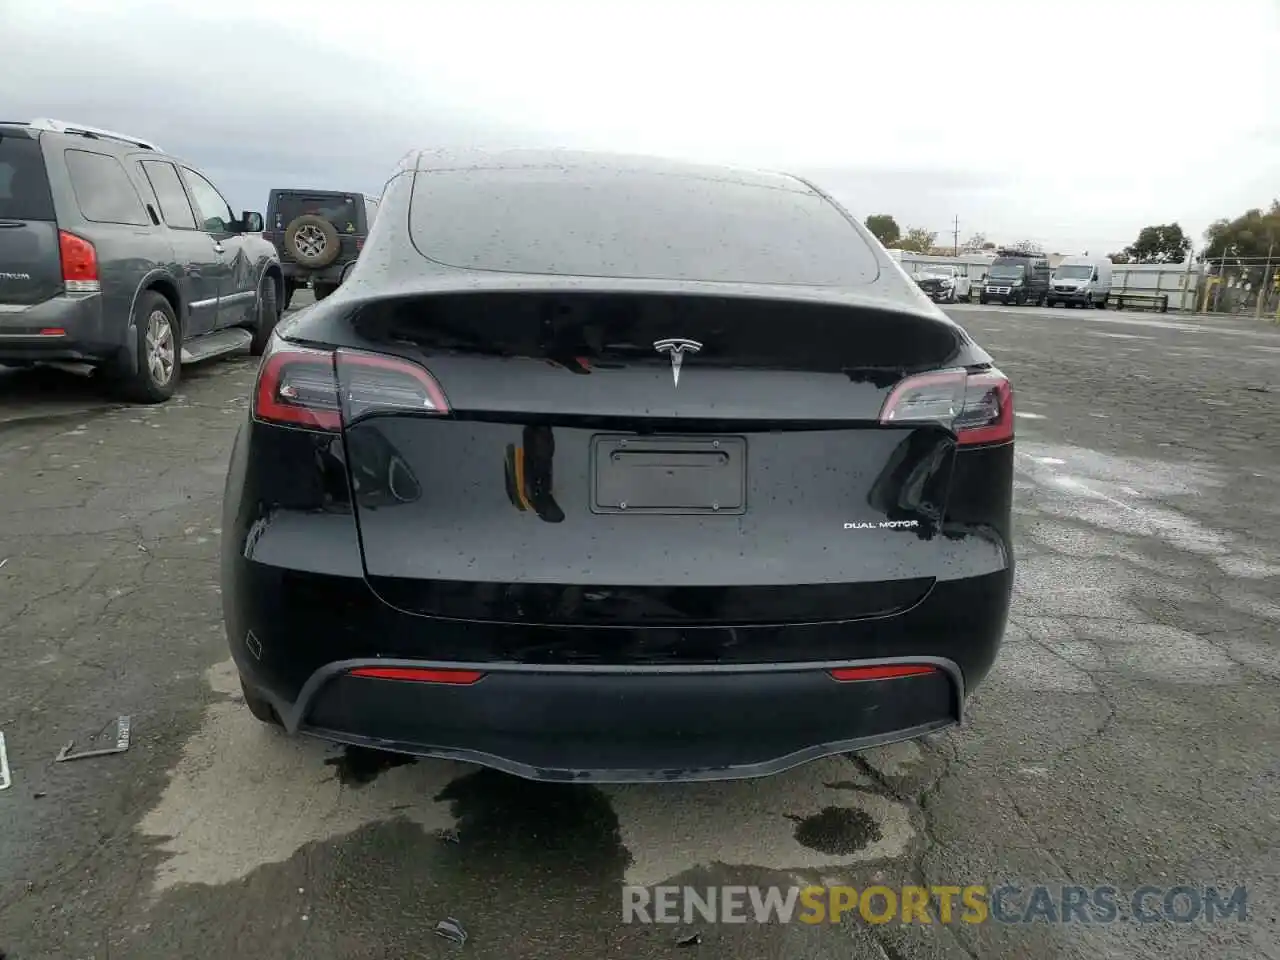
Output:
1048 256 1113 308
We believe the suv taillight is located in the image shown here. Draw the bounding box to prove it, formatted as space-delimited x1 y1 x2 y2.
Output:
252 339 450 431
59 230 99 293
879 368 1013 446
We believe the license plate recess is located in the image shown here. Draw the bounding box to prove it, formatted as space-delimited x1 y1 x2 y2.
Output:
590 435 746 515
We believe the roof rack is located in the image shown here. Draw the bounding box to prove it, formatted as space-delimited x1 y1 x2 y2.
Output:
25 118 161 152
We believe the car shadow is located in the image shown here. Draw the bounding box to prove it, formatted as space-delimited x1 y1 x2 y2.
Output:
0 363 117 426
0 355 258 427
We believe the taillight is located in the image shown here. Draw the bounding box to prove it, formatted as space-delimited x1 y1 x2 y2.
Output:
253 341 342 430
252 339 450 431
58 230 99 293
829 664 938 682
879 368 1013 446
349 666 484 684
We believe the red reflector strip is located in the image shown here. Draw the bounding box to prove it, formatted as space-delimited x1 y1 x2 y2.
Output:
349 666 485 684
40 328 66 337
828 664 937 682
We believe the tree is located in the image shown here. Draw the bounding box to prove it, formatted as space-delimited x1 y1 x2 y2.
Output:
864 214 901 247
1107 251 1132 264
897 227 937 253
1202 200 1280 268
1123 223 1191 264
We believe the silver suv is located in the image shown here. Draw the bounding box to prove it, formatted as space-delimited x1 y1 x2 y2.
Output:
0 118 282 402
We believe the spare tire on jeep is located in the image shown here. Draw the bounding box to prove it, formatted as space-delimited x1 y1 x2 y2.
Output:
284 214 341 268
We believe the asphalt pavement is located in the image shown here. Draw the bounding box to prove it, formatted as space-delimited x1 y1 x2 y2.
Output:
1 299 1278 960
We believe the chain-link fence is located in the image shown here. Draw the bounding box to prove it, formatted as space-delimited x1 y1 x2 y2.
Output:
1197 257 1280 318
893 249 1280 318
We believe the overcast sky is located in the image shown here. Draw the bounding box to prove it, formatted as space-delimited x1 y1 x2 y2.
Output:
6 0 1279 255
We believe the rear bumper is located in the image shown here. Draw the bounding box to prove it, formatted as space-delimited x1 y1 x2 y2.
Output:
0 293 117 363
258 656 961 783
225 558 1007 782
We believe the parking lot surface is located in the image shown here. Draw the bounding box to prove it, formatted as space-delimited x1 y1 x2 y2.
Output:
1 301 1278 960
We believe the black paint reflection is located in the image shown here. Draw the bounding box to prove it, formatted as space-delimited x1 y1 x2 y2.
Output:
865 431 952 540
348 424 422 507
503 425 564 522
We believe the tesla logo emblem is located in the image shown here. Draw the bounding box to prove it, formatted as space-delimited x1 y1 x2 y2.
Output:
653 338 702 387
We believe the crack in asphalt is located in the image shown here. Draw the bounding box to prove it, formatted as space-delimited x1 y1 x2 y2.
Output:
842 748 983 960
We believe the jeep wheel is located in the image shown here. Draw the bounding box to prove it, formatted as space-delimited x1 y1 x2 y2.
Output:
284 214 341 269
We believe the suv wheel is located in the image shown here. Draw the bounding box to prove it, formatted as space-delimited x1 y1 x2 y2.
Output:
116 291 180 403
250 273 281 356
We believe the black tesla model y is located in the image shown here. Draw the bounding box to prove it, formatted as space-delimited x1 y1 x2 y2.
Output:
221 149 1014 783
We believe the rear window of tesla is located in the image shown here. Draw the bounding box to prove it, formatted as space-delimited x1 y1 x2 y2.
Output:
0 134 55 220
408 168 879 285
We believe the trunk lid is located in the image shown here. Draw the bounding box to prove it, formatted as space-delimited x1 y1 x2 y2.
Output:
0 131 62 307
335 289 973 626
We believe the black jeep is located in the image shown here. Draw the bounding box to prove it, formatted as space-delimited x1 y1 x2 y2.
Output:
264 189 378 305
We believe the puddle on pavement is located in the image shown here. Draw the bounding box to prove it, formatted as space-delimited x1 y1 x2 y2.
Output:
606 764 917 886
137 659 460 892
141 661 925 899
436 767 632 877
324 746 417 786
788 806 883 855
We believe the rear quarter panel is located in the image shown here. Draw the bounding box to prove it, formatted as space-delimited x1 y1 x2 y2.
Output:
43 139 178 345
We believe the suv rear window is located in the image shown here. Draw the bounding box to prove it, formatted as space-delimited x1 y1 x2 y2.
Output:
407 168 878 286
273 194 361 233
65 149 149 226
0 133 56 220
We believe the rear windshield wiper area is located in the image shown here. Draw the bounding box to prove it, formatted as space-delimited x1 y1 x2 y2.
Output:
351 302 513 357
